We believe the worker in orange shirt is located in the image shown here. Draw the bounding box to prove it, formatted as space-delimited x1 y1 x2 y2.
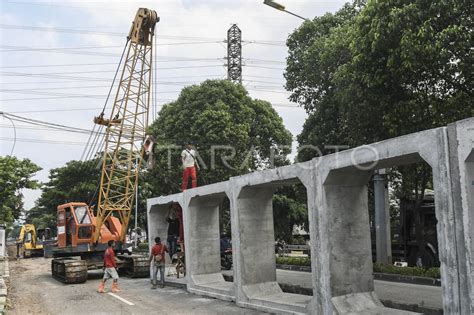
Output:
98 240 120 293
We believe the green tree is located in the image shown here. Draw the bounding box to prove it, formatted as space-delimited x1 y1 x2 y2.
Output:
337 0 473 144
286 0 473 251
29 157 152 235
27 159 100 230
287 0 473 153
0 156 41 232
273 186 308 243
146 79 299 238
285 3 360 161
147 79 293 195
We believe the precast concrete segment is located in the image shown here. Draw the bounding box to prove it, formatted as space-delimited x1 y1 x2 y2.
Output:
313 126 460 314
146 193 184 277
447 117 474 315
182 181 234 300
0 228 5 257
146 119 474 315
229 160 315 313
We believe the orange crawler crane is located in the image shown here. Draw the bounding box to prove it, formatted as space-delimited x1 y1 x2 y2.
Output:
51 8 159 284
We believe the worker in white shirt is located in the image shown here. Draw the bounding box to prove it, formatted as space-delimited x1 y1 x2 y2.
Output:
181 142 199 191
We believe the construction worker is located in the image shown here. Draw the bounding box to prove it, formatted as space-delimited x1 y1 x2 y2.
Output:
98 240 120 293
166 206 180 261
149 237 169 289
181 142 199 191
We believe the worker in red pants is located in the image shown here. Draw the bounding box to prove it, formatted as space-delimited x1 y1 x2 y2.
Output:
181 142 199 191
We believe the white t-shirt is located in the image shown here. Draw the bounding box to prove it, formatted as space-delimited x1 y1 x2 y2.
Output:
181 149 196 168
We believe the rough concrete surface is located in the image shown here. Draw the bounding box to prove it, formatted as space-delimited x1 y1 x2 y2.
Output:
222 269 443 313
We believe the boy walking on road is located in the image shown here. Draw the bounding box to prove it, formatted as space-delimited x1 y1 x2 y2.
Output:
98 240 120 293
149 237 169 289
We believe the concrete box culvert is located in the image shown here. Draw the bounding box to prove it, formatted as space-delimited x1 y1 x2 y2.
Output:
230 164 315 314
184 185 234 301
146 118 474 315
312 126 461 314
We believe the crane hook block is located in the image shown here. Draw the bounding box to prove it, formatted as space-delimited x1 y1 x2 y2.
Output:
128 8 159 46
94 115 122 127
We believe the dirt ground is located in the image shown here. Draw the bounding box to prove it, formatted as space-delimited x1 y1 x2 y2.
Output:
7 258 50 314
6 257 262 315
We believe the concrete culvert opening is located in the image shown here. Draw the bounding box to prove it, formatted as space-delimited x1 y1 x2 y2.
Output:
324 153 446 313
235 178 312 313
186 191 235 301
147 199 186 287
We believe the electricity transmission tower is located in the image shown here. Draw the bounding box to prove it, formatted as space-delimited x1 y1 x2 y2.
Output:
227 24 242 84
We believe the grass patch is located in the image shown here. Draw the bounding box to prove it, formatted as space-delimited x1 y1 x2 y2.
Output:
276 256 311 266
373 263 440 279
276 257 441 279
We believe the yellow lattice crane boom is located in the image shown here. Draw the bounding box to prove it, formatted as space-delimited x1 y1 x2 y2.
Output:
93 8 159 244
50 8 159 284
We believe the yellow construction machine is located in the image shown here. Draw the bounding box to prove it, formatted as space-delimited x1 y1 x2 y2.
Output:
17 224 51 258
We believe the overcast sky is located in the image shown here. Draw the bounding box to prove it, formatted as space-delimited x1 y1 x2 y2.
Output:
0 0 348 210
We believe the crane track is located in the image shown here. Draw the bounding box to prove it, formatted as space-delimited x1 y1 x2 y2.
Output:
51 258 88 284
118 254 150 278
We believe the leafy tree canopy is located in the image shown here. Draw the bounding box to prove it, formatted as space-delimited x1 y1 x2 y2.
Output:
27 159 100 230
0 156 41 232
286 0 473 239
287 0 473 157
146 79 301 240
147 79 293 195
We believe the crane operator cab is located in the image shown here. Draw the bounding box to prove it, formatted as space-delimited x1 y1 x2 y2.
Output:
57 203 94 248
57 202 123 250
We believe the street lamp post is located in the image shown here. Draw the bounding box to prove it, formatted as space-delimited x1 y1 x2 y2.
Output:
263 0 309 21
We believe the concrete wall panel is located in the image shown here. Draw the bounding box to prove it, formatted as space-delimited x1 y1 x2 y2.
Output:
447 117 474 314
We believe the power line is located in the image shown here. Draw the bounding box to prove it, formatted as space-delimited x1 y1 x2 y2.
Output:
0 65 225 76
0 44 123 52
7 105 167 114
0 24 286 44
0 58 282 69
0 137 88 146
1 112 100 134
0 94 179 102
0 74 225 85
0 114 16 155
0 124 93 132
0 66 225 82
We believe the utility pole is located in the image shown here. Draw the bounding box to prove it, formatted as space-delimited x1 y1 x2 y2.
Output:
227 24 242 84
374 169 392 264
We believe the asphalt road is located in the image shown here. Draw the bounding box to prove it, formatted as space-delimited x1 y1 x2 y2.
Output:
7 257 443 314
7 257 262 315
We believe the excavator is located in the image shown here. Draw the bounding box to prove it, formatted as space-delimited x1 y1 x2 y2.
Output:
51 8 159 284
17 224 51 258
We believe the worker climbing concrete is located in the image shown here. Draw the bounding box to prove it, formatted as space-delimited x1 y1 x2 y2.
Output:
181 141 199 191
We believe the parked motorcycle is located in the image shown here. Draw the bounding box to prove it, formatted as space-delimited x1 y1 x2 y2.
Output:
220 235 232 270
221 248 233 270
